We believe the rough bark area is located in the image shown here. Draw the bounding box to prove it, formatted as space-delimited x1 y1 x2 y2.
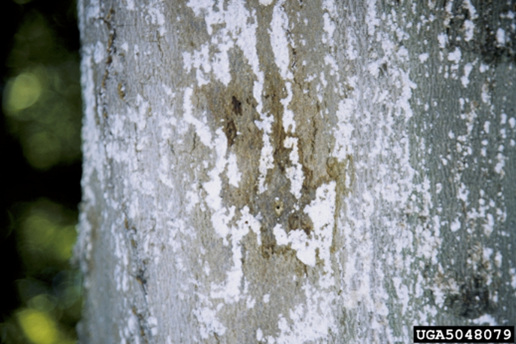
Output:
75 0 516 343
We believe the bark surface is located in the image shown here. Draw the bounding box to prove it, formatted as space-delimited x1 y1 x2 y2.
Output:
76 0 516 343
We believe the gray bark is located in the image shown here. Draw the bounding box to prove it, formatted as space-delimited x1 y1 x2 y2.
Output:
75 0 516 343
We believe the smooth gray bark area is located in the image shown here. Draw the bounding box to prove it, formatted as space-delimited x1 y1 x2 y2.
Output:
75 0 516 343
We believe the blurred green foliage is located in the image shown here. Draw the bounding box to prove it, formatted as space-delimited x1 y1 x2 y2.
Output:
18 200 78 273
1 0 83 343
3 11 82 170
1 201 82 344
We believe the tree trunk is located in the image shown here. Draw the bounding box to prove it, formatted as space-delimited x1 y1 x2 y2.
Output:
75 0 516 342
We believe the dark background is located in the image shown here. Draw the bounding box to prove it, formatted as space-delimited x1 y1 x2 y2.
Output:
1 0 83 342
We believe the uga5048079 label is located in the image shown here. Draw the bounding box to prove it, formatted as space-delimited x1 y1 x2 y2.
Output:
413 326 514 343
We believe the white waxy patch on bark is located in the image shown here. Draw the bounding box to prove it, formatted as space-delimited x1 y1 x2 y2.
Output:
496 28 506 45
85 0 100 21
226 153 241 187
147 0 166 36
183 88 213 147
419 52 429 63
481 83 491 104
255 114 275 194
472 314 498 326
125 0 134 11
93 41 105 64
256 328 263 341
274 182 335 272
185 184 200 212
283 137 303 199
273 283 336 343
322 13 335 46
450 218 461 232
270 0 292 80
461 63 473 87
464 20 475 41
76 42 104 282
437 32 448 48
281 82 295 133
303 182 336 283
448 47 462 64
194 307 227 339
366 0 380 37
209 205 257 304
183 45 212 86
463 0 478 20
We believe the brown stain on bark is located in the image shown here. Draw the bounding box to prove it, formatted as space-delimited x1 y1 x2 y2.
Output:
190 55 356 262
185 2 355 264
